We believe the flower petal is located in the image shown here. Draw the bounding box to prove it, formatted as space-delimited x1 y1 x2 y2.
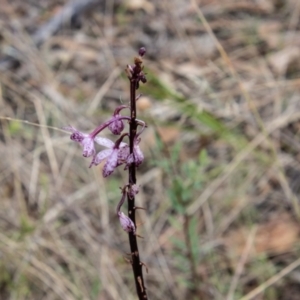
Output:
134 145 144 166
66 126 88 143
94 136 114 148
126 153 135 168
103 149 119 177
117 145 130 166
82 137 95 157
64 126 94 156
90 149 113 167
63 125 77 133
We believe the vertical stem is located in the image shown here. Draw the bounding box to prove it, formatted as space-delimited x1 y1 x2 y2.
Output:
128 79 147 299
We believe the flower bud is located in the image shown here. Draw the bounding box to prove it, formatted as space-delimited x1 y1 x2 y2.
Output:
128 184 139 199
140 74 147 83
108 117 124 135
118 212 135 233
139 47 146 57
70 131 85 142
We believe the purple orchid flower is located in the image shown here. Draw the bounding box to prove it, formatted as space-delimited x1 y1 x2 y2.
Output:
64 126 96 158
90 136 130 177
126 137 144 168
65 48 148 298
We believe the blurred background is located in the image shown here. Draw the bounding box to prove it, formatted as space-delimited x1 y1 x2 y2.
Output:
1 0 300 299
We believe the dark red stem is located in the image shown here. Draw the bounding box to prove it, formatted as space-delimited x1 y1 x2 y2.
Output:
128 77 147 299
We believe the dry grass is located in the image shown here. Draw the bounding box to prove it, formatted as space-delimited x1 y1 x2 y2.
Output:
1 0 300 299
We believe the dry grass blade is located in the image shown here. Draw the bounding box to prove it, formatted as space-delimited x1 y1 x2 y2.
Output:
239 257 300 300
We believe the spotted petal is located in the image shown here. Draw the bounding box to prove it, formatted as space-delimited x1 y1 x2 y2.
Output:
64 126 95 157
90 149 113 167
103 149 119 177
134 144 144 166
94 136 114 148
117 145 130 166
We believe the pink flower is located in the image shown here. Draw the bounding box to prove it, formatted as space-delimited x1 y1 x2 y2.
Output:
118 212 135 233
64 126 95 158
90 137 129 177
126 138 144 168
